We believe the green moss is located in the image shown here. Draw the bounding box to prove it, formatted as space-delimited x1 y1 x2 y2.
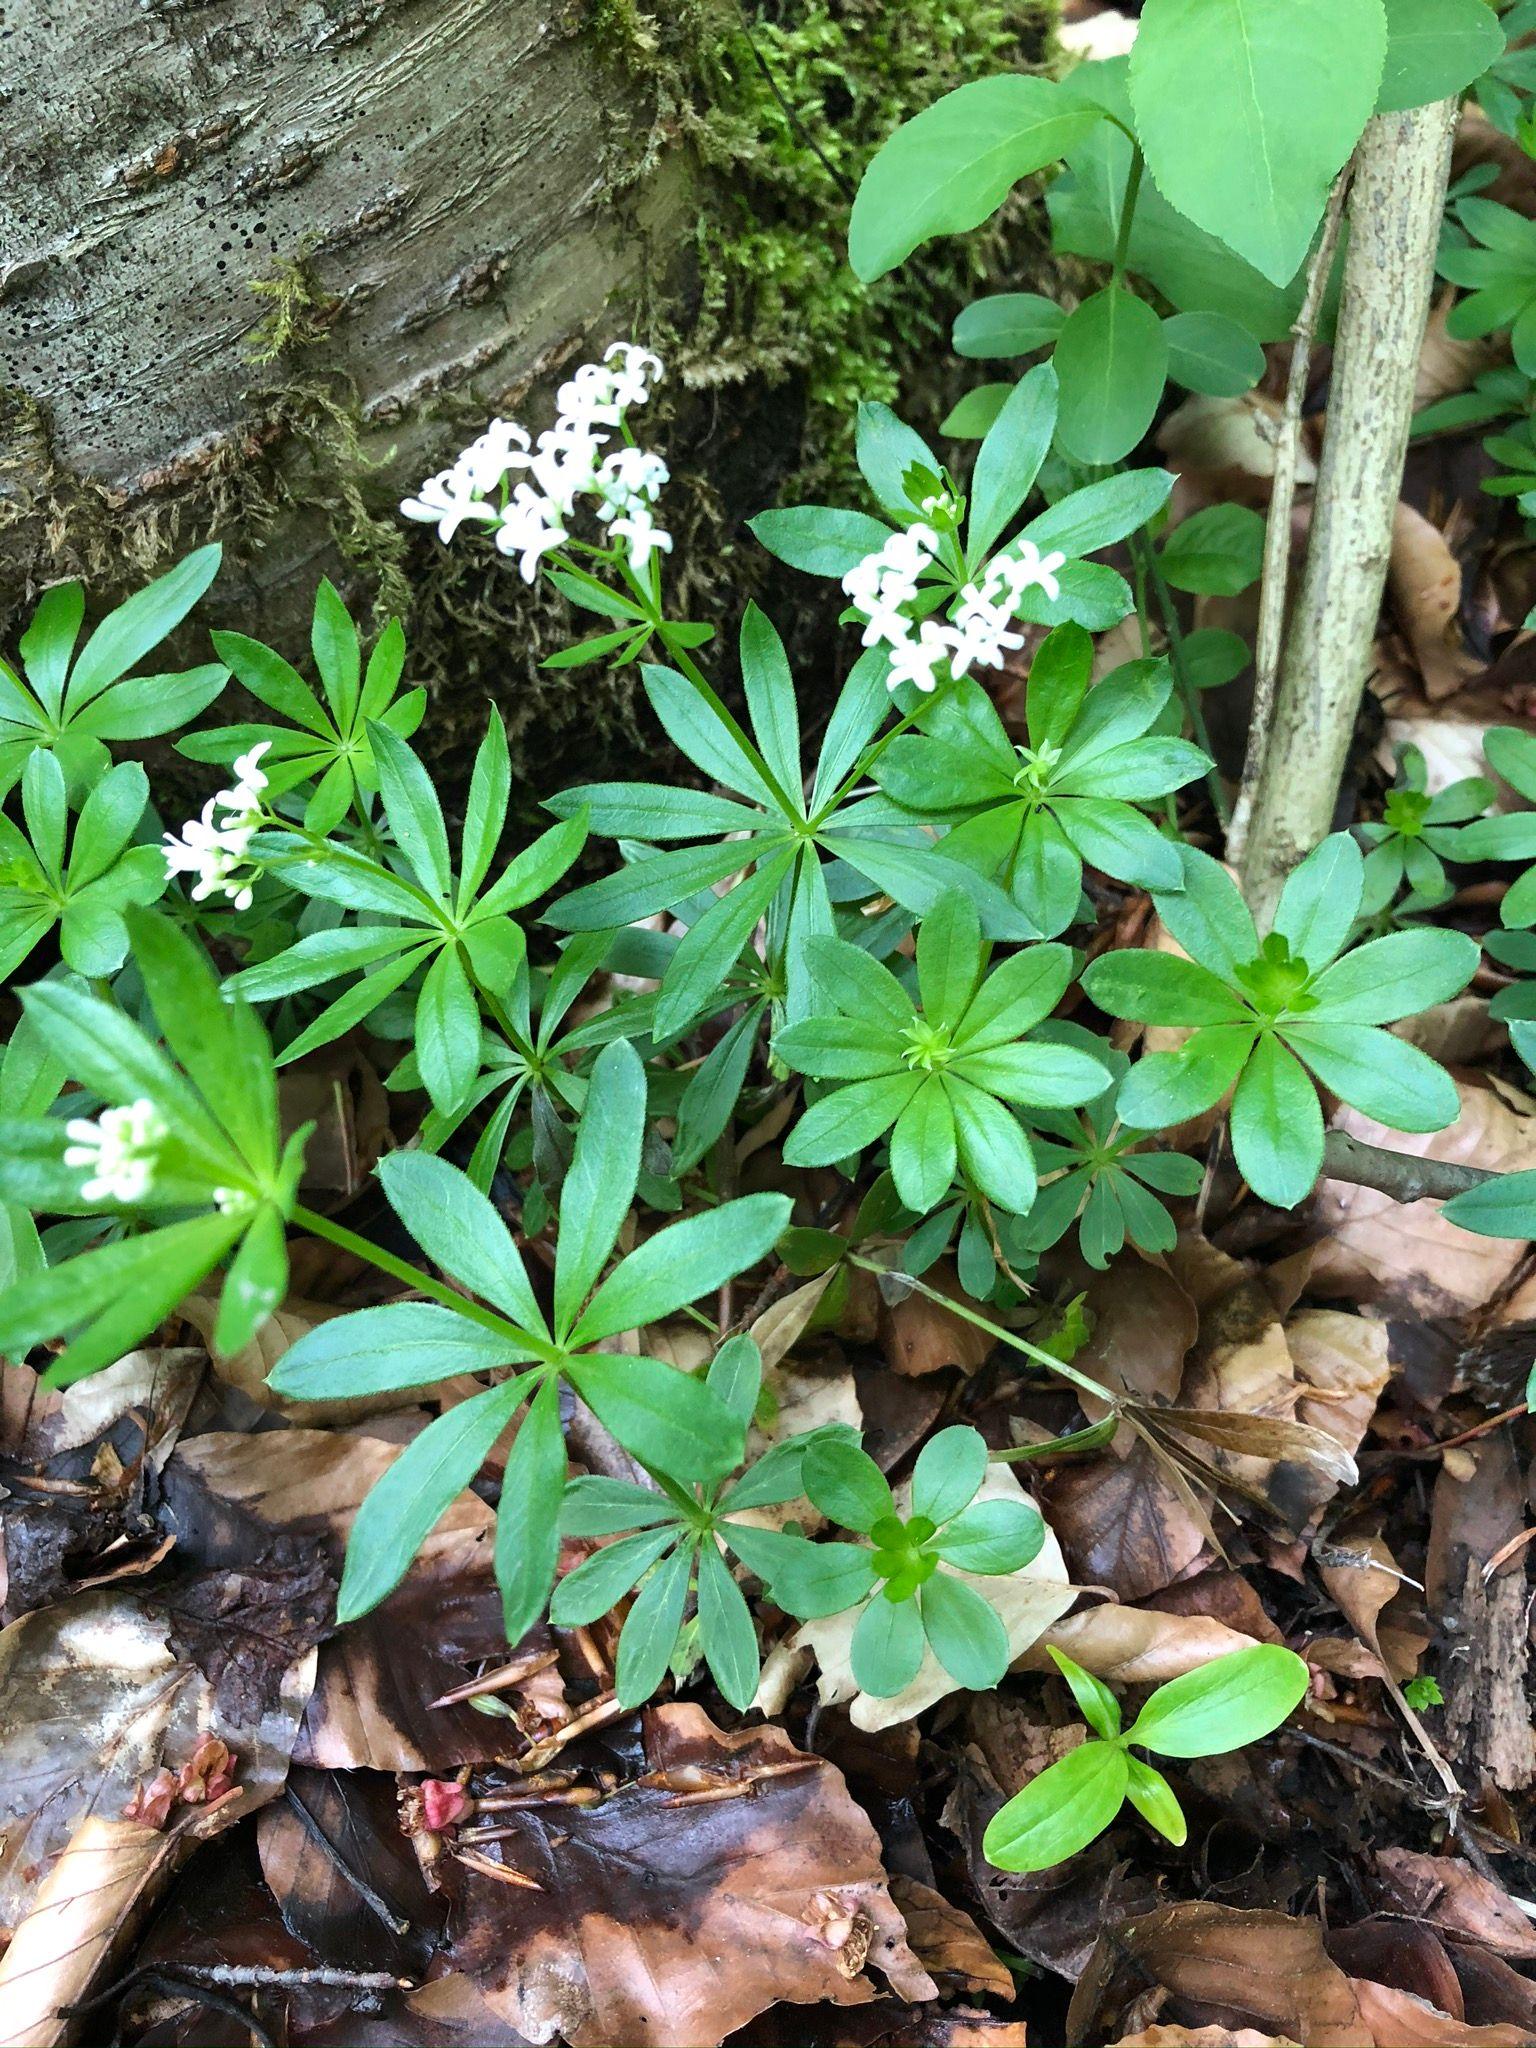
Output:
244 253 344 366
595 0 1063 491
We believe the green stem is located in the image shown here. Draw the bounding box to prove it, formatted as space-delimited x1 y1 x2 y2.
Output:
1130 531 1232 827
847 1252 1118 1412
291 1201 547 1353
1111 146 1145 286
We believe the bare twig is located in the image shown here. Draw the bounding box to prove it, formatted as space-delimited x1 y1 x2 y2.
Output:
1320 1130 1501 1204
1228 164 1352 864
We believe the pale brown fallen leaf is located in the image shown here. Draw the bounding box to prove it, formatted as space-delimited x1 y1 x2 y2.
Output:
889 1876 1015 2001
1028 1604 1260 1685
1314 1083 1536 1318
1068 1903 1370 2048
878 1266 995 1377
0 1817 174 2048
1110 2031 1301 2048
1350 1977 1536 2048
1389 504 1482 703
1287 1311 1392 1461
180 1295 487 1427
1417 289 1500 411
449 1704 936 2047
1044 1436 1211 1602
1158 392 1315 490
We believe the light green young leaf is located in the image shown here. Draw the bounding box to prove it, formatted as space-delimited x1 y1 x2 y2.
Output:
1129 0 1387 286
982 1739 1130 1873
849 75 1103 281
1127 1643 1310 1757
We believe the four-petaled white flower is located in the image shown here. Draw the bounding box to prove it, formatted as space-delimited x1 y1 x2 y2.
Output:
64 1098 169 1205
401 344 671 589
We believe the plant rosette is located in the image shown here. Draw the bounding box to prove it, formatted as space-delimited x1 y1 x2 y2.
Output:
763 1446 1076 1733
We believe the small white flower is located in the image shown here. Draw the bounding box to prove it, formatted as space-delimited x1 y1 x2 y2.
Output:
950 585 1025 674
399 468 500 545
212 1185 257 1217
604 341 664 409
595 446 670 517
528 422 609 517
556 360 624 429
164 739 270 912
886 619 961 695
64 1099 168 1205
610 506 674 574
495 484 569 583
461 417 531 495
984 540 1068 609
921 488 962 524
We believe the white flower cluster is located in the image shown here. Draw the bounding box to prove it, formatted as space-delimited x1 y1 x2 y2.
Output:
163 741 270 913
843 526 1069 695
400 344 672 583
64 1098 168 1205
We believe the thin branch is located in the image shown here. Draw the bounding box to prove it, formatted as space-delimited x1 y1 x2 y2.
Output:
1321 1130 1501 1204
1228 164 1353 865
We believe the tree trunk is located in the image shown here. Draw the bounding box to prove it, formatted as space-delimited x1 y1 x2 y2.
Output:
0 0 1062 794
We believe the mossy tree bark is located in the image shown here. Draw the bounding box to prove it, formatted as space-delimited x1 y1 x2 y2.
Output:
1 0 1061 796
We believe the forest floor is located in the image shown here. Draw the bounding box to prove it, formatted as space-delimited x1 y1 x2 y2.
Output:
12 4 1536 2046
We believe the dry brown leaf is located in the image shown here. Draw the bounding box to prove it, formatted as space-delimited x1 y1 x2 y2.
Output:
1068 1903 1369 2048
449 1704 935 2047
889 1877 1015 2001
1110 2032 1301 2048
1389 504 1482 703
1158 392 1315 489
1314 1083 1536 1318
1044 1437 1211 1602
1351 1977 1536 2048
182 1294 442 1425
1287 1311 1391 1460
878 1267 995 1377
162 1429 526 1772
1029 1604 1259 1686
1372 1850 1536 1962
1417 289 1500 411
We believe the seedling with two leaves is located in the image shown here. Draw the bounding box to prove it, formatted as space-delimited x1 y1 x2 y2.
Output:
983 1642 1311 1872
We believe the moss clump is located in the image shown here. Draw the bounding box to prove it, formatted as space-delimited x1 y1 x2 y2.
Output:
244 253 344 366
595 0 1063 491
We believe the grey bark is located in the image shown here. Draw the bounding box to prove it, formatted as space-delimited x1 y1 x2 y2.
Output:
1238 100 1458 928
1 0 691 615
